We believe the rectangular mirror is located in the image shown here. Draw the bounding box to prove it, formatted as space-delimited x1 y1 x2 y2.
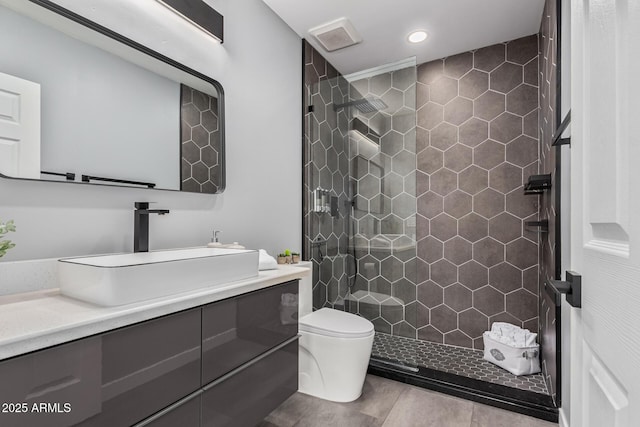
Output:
0 0 225 193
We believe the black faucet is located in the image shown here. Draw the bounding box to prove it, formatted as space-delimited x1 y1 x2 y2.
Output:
134 202 170 253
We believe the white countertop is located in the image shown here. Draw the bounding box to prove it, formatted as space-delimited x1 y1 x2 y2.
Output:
0 265 310 361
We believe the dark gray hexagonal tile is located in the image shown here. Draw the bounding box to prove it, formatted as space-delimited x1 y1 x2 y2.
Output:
418 325 444 343
506 35 538 65
444 98 473 126
431 259 458 286
506 187 537 218
358 255 380 279
431 76 459 105
489 311 521 328
459 308 490 338
473 237 504 267
459 69 489 99
506 289 538 321
431 122 458 151
490 62 523 94
459 260 488 290
192 125 209 148
523 110 538 138
474 43 506 72
418 191 444 218
458 212 489 242
474 90 506 121
474 188 505 219
182 140 200 164
430 168 458 196
381 130 404 156
444 283 472 312
506 135 538 167
506 238 538 269
445 330 473 347
459 118 489 147
201 145 218 167
391 150 415 176
416 82 430 109
431 213 458 242
489 262 522 293
524 58 538 86
489 212 522 243
417 236 443 263
383 171 403 196
507 84 538 116
370 73 392 96
431 304 458 332
444 237 473 266
392 193 415 219
417 146 443 174
371 193 392 217
381 256 404 282
490 112 523 143
182 103 200 127
459 166 488 195
392 111 415 133
393 66 416 91
418 59 444 84
444 190 472 219
444 144 473 172
474 285 505 316
489 163 522 193
201 110 218 132
358 174 380 199
416 171 430 196
474 140 505 170
418 280 444 308
444 52 473 78
417 102 444 130
523 266 538 295
384 89 406 114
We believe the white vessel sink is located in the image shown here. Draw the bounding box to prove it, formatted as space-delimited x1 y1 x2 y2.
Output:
58 247 259 306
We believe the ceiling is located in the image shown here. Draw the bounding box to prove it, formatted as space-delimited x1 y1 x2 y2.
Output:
262 0 545 75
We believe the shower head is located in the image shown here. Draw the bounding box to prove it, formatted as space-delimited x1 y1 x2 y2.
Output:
334 97 388 113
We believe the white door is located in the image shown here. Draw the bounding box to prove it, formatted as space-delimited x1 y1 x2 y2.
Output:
570 0 640 426
0 71 40 179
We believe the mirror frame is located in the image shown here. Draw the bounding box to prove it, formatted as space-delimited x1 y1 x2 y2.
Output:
0 0 226 193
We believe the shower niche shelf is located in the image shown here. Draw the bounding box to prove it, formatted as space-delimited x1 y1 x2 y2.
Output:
524 174 552 195
525 220 549 233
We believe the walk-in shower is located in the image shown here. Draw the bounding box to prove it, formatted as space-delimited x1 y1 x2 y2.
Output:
302 35 558 422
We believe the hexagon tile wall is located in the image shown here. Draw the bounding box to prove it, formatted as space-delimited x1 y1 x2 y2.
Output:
415 35 540 350
181 84 221 193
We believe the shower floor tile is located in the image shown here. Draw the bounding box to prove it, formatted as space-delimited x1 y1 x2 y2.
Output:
372 333 549 395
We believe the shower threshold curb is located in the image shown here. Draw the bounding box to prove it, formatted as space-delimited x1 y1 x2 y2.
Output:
368 361 558 423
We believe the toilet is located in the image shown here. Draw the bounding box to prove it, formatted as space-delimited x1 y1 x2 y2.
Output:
297 262 375 402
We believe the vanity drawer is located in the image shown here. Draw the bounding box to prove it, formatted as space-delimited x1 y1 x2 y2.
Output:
0 337 101 427
201 338 298 427
201 280 298 384
80 308 201 427
137 395 201 427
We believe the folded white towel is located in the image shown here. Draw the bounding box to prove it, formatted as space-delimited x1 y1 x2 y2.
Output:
489 322 537 348
258 249 278 271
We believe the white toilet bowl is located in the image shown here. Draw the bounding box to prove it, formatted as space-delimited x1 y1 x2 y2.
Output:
296 261 375 403
298 308 375 402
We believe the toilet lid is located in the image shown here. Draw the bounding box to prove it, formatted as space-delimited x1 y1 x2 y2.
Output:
299 308 375 339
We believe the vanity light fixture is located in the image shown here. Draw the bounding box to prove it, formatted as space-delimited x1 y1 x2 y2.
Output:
407 30 428 44
156 0 224 43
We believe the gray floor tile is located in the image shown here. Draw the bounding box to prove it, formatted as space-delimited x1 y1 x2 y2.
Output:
345 374 406 421
470 403 558 427
381 387 474 427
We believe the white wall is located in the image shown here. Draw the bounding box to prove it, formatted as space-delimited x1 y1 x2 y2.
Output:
0 0 302 266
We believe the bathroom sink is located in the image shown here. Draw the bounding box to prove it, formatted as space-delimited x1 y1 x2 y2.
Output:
58 247 259 306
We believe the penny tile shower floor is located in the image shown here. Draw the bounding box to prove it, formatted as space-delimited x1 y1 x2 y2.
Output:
372 333 549 395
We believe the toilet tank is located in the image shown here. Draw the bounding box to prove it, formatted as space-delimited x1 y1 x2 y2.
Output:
297 261 313 317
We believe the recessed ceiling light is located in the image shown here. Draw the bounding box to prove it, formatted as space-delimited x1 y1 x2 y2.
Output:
407 30 428 44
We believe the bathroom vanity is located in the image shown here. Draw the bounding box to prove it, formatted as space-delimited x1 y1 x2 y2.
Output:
0 267 307 427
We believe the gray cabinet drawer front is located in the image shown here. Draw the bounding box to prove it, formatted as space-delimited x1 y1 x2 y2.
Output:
79 308 201 426
201 280 298 384
141 395 201 427
201 339 298 427
0 337 101 427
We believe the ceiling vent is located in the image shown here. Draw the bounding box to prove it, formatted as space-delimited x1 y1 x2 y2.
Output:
308 18 362 52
